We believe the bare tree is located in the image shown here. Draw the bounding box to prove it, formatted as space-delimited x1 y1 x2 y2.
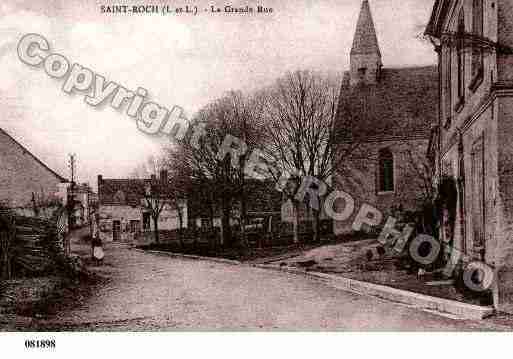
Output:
224 91 265 247
258 70 358 243
166 101 236 246
142 179 167 244
160 158 191 248
130 155 162 179
165 91 263 248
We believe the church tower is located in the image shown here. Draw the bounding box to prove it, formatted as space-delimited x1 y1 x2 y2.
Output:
350 0 382 86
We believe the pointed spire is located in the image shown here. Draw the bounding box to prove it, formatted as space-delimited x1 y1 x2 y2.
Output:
351 0 381 56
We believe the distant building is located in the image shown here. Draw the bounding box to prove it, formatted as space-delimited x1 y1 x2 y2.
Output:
97 170 187 242
334 0 439 234
186 178 282 230
426 0 513 312
68 183 96 227
0 127 68 215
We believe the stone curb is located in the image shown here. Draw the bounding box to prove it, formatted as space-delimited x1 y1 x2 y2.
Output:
254 264 495 321
133 247 494 320
132 248 242 266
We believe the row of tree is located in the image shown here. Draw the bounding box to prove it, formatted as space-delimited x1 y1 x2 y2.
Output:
134 70 370 247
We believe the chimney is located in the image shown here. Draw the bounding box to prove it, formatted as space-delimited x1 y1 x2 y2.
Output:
160 170 168 183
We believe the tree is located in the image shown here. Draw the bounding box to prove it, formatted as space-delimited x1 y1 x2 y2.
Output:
142 178 167 244
130 155 162 179
167 92 262 248
222 91 264 247
159 159 191 249
258 70 356 242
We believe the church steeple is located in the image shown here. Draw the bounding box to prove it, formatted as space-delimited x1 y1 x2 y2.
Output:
350 0 382 85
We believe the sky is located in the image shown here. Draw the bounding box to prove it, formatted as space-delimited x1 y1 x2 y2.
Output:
0 0 437 187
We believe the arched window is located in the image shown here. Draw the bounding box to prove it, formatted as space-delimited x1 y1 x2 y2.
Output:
378 148 394 193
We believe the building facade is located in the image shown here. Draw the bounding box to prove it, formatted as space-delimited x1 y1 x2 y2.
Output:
0 127 67 214
97 171 187 243
426 0 513 312
334 1 438 234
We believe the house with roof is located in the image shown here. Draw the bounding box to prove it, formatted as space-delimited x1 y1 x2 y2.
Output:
97 170 187 243
425 0 513 313
0 127 68 216
333 0 439 234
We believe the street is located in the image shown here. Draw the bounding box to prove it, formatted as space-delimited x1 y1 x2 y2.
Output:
36 243 509 331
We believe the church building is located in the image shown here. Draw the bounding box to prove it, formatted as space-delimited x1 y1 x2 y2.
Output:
334 0 439 234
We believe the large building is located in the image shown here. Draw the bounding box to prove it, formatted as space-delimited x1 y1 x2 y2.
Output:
426 0 513 312
0 127 67 214
334 0 439 234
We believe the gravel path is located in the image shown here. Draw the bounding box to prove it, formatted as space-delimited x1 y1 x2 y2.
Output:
42 244 510 331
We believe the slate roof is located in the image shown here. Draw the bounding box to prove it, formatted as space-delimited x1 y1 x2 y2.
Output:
351 0 381 56
98 176 177 206
98 178 148 206
336 65 439 143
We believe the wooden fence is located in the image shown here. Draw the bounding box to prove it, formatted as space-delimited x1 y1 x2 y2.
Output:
0 210 68 279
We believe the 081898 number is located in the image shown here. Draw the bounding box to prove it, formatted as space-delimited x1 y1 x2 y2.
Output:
25 339 56 349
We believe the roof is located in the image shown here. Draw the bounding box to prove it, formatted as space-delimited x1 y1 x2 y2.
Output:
351 0 381 56
336 66 439 143
0 128 67 182
98 173 180 206
98 178 148 206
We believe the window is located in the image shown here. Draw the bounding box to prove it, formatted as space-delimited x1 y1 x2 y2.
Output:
378 148 394 193
471 0 484 89
130 220 140 233
444 46 453 126
358 67 367 80
457 9 466 101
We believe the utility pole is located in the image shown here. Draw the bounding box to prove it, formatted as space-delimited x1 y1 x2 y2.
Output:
68 153 76 186
65 153 77 255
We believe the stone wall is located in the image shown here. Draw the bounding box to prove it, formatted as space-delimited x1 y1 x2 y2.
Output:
496 97 513 262
432 0 513 312
334 138 429 234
